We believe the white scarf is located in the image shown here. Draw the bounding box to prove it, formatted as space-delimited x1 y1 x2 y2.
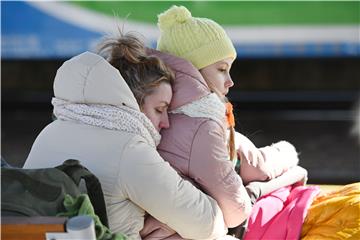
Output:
52 98 161 148
171 93 226 128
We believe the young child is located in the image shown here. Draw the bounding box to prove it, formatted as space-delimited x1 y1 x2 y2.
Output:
156 5 300 184
140 5 305 239
141 6 360 239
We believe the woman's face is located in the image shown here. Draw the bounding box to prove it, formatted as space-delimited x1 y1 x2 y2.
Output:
141 82 172 132
199 57 235 98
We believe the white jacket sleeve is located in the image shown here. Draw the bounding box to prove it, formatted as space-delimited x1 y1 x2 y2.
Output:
119 139 227 239
235 131 299 184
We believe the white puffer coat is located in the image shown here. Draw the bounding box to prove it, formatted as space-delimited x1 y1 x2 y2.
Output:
24 52 227 239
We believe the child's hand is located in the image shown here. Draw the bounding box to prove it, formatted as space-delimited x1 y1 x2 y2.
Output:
236 133 264 167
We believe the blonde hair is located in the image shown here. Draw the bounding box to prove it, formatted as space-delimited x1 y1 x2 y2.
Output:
228 126 236 161
204 79 236 161
97 31 174 107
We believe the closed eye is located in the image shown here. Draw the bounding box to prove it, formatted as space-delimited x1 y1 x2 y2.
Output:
156 106 168 114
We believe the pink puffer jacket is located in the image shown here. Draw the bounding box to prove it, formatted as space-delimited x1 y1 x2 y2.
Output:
150 49 252 227
141 50 300 239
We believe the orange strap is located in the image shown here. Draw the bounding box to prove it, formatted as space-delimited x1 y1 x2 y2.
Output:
226 102 235 128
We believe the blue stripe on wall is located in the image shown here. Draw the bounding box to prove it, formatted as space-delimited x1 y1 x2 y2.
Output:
2 2 359 59
2 1 102 59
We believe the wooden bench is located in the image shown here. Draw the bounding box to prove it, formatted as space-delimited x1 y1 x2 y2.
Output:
1 216 67 240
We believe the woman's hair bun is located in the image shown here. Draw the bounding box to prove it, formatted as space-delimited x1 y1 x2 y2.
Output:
158 5 192 31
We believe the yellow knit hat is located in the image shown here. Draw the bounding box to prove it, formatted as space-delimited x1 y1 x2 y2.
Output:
157 5 237 70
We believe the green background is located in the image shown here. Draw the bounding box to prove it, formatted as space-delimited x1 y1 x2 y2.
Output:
72 1 359 26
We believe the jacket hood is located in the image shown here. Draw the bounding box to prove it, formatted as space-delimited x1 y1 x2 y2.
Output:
53 51 139 111
147 49 211 111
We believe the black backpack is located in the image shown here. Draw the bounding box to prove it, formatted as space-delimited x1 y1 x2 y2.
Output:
1 159 109 227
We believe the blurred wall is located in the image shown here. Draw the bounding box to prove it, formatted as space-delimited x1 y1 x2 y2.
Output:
2 1 359 183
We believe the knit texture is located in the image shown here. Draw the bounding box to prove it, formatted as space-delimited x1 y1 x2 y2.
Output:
171 93 226 128
52 98 161 148
157 5 236 69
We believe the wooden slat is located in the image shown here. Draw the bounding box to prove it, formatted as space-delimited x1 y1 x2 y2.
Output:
1 216 67 240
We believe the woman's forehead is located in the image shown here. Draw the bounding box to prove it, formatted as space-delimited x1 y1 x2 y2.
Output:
148 83 172 103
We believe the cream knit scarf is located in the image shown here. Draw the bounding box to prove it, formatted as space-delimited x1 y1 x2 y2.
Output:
171 93 226 128
52 98 161 148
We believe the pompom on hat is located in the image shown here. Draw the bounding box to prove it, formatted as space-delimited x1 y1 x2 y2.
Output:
157 5 236 69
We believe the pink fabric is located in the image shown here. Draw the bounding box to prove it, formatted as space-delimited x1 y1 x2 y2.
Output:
147 48 209 110
151 50 252 228
143 50 305 240
244 185 320 240
159 114 251 228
